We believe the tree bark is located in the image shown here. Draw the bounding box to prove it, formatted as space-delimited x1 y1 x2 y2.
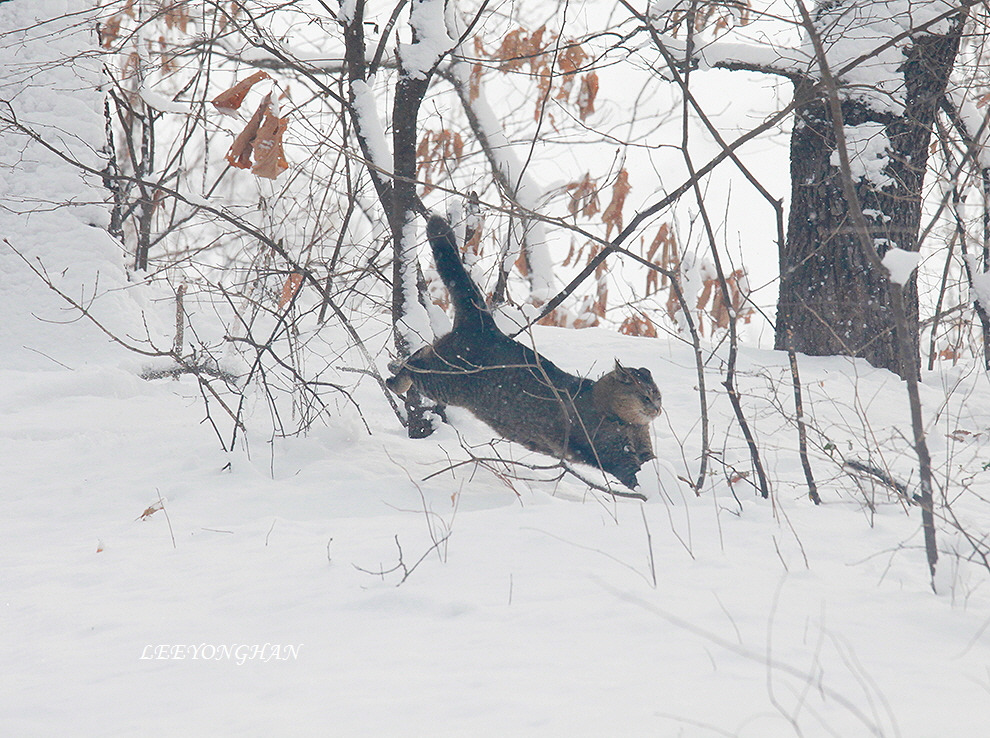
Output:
389 49 435 438
342 0 444 438
776 8 966 378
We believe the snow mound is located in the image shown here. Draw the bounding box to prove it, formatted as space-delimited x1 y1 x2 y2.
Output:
0 0 146 371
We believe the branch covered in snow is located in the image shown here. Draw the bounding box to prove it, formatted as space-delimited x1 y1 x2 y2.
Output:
443 45 556 305
399 0 454 80
881 247 921 286
944 87 990 171
350 79 393 175
628 0 806 78
804 0 976 115
653 31 807 78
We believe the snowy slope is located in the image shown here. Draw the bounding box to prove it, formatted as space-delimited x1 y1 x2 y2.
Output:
0 0 149 373
2 2 990 737
3 324 990 736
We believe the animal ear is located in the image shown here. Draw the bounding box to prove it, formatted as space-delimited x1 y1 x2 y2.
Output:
613 359 636 383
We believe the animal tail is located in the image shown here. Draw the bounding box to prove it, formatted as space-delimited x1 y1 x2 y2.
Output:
427 214 496 331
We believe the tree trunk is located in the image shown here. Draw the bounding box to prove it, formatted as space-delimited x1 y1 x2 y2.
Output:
776 6 966 378
342 0 444 438
389 61 436 438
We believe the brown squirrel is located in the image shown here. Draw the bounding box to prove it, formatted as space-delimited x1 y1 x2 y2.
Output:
386 215 662 488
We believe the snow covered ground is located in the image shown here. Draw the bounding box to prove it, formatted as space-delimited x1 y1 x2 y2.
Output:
5 320 990 736
2 2 990 736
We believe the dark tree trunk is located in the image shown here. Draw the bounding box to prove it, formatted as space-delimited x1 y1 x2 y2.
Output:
776 15 966 378
389 59 435 438
342 0 442 438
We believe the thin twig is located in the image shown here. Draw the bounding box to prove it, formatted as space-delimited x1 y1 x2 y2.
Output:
786 336 821 504
641 504 657 588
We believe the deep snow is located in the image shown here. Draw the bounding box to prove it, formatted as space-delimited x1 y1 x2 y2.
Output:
5 328 990 736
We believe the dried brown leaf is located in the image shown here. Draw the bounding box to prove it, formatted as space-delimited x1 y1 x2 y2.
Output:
164 5 190 33
212 70 271 116
278 272 304 309
136 501 163 521
100 15 122 49
225 93 269 169
555 42 588 100
601 169 630 238
251 109 289 179
416 129 464 195
619 313 658 337
576 72 598 120
564 172 600 218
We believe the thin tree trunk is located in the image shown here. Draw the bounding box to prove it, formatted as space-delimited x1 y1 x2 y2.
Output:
389 52 435 438
342 0 445 438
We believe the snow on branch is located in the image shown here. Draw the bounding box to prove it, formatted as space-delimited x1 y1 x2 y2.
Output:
965 254 990 311
400 0 454 80
632 1 805 78
350 79 392 174
947 88 990 171
694 40 806 76
444 14 556 305
829 122 893 189
806 0 966 115
639 0 970 102
396 220 434 352
881 247 921 285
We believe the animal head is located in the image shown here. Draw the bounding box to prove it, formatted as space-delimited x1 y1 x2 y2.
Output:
609 360 662 421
